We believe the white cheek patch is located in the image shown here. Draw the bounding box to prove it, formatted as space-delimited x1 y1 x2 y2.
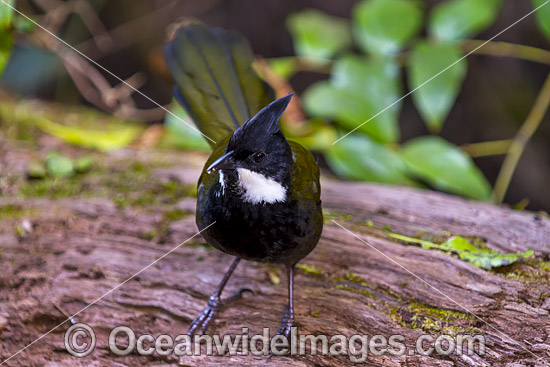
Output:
218 171 226 195
236 168 287 204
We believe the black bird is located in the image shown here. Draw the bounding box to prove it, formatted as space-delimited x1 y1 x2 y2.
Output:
164 22 323 340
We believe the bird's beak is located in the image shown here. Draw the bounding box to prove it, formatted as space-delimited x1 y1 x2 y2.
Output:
206 151 235 173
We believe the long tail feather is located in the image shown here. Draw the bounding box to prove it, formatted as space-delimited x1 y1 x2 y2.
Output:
164 22 274 147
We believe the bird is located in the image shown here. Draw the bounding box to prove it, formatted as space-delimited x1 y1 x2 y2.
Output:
163 21 323 341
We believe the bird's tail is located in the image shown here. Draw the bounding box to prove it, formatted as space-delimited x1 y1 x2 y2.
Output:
163 21 274 148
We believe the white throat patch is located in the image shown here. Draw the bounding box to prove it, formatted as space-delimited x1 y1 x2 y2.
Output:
236 168 287 204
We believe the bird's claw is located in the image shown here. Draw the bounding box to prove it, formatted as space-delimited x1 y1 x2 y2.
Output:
268 306 295 359
187 288 254 336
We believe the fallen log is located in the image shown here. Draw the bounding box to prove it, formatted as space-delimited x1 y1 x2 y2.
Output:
0 147 549 367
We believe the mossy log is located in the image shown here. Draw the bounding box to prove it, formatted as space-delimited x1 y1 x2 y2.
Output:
0 147 549 367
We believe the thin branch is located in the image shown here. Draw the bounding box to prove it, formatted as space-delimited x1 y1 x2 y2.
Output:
461 139 513 157
493 73 550 204
74 0 178 57
72 0 114 52
462 39 550 65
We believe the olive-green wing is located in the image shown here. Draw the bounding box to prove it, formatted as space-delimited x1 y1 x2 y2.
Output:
289 141 321 202
163 22 274 147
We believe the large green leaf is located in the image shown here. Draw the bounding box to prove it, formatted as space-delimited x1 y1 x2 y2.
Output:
37 118 142 152
287 9 352 61
408 41 467 132
303 55 401 143
353 0 423 55
283 118 338 151
401 136 491 199
430 0 502 41
0 0 14 76
0 31 12 75
325 133 412 185
532 0 550 40
389 233 534 270
0 0 14 29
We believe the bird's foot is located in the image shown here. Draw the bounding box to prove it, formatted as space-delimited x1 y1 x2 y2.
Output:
187 288 253 336
275 305 294 339
268 306 295 358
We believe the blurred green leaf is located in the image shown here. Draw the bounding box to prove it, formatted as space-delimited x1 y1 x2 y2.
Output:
267 57 297 79
325 133 412 184
13 14 35 34
389 233 534 269
0 32 12 75
532 0 550 40
303 55 401 143
162 103 211 152
0 0 14 76
430 0 502 41
353 0 423 55
37 118 142 152
0 0 14 29
287 9 352 62
74 156 93 173
408 41 467 131
401 136 491 199
45 151 74 178
283 119 338 151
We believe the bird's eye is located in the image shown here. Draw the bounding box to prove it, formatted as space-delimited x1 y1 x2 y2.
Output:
253 152 266 163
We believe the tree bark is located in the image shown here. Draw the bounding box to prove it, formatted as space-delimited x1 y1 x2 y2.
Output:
0 148 549 367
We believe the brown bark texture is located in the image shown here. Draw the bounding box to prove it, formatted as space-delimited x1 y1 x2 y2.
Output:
0 144 549 367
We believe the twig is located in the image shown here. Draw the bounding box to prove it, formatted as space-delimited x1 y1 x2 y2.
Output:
72 0 113 52
493 73 550 204
253 57 306 125
462 39 550 65
74 0 178 57
461 139 513 157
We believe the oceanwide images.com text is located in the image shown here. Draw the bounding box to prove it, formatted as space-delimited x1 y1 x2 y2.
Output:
65 323 486 362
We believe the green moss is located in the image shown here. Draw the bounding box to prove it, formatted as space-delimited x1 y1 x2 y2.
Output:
500 260 550 282
310 310 321 318
19 158 196 210
383 302 404 325
334 284 374 299
20 177 86 199
163 210 190 222
408 303 474 322
185 242 212 251
377 285 401 300
537 261 550 272
332 271 372 288
143 230 158 241
400 303 477 335
322 209 353 224
296 263 323 276
0 205 36 219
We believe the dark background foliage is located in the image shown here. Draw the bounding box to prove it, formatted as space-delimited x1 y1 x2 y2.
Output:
1 0 549 210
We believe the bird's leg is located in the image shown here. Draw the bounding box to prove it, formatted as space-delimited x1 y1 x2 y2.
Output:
187 257 251 335
275 264 295 340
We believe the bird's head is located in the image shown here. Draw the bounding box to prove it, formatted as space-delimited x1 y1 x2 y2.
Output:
206 93 294 203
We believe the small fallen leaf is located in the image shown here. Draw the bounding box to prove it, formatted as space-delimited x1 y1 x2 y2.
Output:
26 161 46 179
45 151 74 178
74 156 93 173
389 232 534 270
267 269 280 285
